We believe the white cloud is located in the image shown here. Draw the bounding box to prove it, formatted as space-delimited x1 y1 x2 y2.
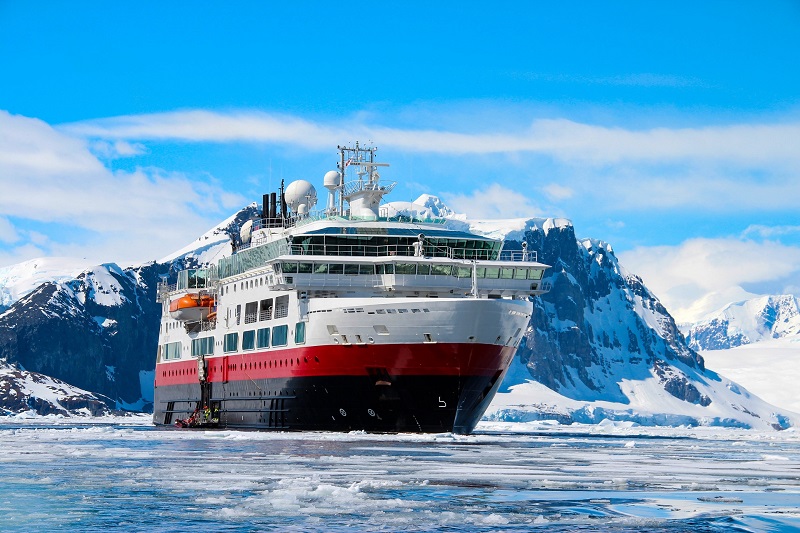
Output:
443 184 541 219
0 217 19 244
543 183 574 201
0 110 244 267
62 110 800 168
741 224 800 239
619 238 800 323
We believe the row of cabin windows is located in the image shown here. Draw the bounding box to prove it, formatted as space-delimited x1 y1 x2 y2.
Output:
162 322 305 361
223 322 305 353
281 262 544 280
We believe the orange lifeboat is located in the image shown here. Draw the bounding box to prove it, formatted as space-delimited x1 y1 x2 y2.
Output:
169 293 215 322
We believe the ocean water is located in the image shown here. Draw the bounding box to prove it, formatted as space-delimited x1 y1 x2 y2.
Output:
1 418 799 532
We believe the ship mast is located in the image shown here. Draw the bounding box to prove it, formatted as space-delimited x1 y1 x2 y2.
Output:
336 142 394 219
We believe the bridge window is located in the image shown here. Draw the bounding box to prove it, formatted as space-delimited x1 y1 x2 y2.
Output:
191 337 214 357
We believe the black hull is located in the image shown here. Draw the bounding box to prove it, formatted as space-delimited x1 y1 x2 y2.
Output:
153 372 505 435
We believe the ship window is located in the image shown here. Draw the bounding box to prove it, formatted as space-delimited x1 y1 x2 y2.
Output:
223 333 239 353
485 267 500 279
528 268 543 280
244 302 258 324
163 341 181 360
387 309 396 314
476 267 486 278
395 263 416 275
375 309 385 314
275 295 289 319
501 267 514 279
298 262 313 273
272 325 288 346
417 263 431 275
455 266 471 278
314 263 328 274
360 264 374 275
329 263 344 274
259 299 273 321
411 308 420 313
431 264 451 276
344 264 359 275
384 263 394 274
257 327 270 348
191 337 214 357
236 304 241 325
295 322 306 344
373 325 389 335
242 330 255 350
375 264 384 274
398 309 408 313
283 262 298 273
514 268 528 279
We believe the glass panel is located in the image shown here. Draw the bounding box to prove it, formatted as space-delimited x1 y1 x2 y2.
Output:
314 263 328 274
242 330 255 350
431 264 452 276
329 263 344 274
360 264 374 275
257 328 270 348
476 267 486 278
514 268 528 279
224 333 238 353
272 325 288 346
298 262 313 273
395 263 416 275
417 263 430 275
485 267 500 279
528 268 544 280
282 262 298 273
384 264 394 274
501 267 514 279
455 266 471 278
375 264 384 275
344 264 359 275
295 322 306 344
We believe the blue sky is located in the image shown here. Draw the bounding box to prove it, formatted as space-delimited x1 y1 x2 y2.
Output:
1 1 799 320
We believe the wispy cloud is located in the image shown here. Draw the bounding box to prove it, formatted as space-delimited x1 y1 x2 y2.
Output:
741 224 800 240
442 184 543 219
61 109 800 167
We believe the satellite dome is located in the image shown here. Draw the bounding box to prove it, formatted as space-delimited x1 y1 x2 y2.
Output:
284 180 318 213
323 170 341 189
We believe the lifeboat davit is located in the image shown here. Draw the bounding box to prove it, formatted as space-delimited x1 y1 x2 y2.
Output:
169 294 215 322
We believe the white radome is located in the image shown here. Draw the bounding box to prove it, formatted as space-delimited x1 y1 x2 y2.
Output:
284 180 318 212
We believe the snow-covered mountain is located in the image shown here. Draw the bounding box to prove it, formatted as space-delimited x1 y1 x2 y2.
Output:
677 294 800 415
0 195 796 428
0 205 258 415
682 295 800 351
0 359 110 416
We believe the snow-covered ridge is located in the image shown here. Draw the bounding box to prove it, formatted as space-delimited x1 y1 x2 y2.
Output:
0 257 93 310
683 294 800 351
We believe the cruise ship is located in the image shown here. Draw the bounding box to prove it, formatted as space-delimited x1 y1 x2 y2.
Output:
153 144 550 434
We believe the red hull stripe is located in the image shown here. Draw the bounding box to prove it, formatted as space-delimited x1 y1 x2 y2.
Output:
155 342 515 387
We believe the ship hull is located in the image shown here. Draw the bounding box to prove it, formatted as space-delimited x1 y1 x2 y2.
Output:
153 342 516 434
